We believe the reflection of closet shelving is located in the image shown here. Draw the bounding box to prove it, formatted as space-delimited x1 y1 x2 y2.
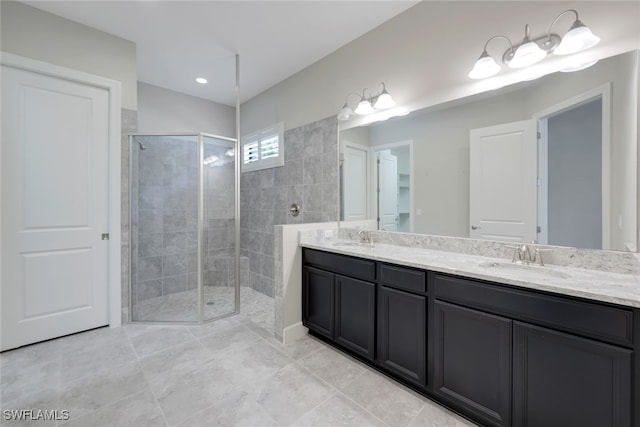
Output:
398 173 410 231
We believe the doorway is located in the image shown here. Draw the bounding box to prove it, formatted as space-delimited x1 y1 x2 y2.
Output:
372 141 413 233
536 84 610 249
1 54 121 351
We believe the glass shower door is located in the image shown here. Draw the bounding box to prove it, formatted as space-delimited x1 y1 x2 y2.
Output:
201 134 238 321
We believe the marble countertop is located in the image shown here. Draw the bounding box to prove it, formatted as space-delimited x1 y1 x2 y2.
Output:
300 238 640 309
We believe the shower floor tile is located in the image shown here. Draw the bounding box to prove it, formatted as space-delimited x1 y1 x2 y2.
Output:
132 286 274 330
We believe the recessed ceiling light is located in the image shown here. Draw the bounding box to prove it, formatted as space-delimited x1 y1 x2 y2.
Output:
196 77 208 84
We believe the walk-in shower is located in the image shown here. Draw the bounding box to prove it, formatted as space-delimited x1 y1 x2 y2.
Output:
129 133 242 323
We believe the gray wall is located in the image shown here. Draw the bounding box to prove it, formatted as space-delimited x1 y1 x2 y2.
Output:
241 116 338 297
137 82 235 137
1 1 138 110
548 99 602 249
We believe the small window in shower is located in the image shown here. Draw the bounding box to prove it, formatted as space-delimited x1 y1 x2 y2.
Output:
241 122 284 172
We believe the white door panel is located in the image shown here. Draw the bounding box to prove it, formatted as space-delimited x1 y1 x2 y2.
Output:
378 151 398 231
343 144 368 221
470 120 537 243
1 65 110 351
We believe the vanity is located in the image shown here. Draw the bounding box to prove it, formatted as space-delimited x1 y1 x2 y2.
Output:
300 237 640 427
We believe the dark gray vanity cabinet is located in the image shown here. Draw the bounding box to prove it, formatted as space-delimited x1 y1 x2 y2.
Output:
302 249 376 361
335 274 376 359
432 271 634 427
433 300 512 427
377 263 427 390
302 248 638 427
302 266 335 339
512 322 632 427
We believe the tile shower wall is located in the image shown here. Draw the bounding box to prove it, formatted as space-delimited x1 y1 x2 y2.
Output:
131 135 200 307
130 135 244 317
240 116 339 297
202 142 248 290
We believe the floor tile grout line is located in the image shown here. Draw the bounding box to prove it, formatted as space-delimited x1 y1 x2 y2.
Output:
286 385 337 426
336 385 397 427
131 357 172 427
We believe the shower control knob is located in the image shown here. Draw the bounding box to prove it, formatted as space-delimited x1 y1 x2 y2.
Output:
289 203 301 217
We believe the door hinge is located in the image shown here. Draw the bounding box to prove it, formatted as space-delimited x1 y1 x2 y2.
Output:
101 233 110 241
537 132 542 139
537 226 541 233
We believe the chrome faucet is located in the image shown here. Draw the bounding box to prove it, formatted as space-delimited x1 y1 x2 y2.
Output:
358 230 371 244
510 241 546 266
512 244 533 264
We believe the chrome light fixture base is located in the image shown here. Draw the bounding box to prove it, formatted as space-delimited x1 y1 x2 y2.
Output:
502 33 561 65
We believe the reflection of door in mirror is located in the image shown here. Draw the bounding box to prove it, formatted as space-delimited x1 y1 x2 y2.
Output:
378 150 398 231
342 142 369 221
374 142 413 232
469 120 537 243
539 96 604 250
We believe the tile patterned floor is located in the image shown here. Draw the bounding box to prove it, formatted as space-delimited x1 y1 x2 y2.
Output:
0 293 476 427
133 286 274 324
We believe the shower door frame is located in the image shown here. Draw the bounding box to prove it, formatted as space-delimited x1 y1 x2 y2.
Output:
128 132 240 324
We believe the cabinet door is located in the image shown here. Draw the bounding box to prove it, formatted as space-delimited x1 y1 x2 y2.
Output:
302 266 334 339
378 286 427 389
434 300 512 427
513 322 632 427
335 274 376 361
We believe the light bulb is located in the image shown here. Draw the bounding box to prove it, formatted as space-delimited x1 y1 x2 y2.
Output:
374 91 395 109
508 41 547 68
354 99 374 115
468 52 501 79
337 104 354 121
195 77 208 84
554 23 600 55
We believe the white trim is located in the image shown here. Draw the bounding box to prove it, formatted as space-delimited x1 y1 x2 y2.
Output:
1 52 122 328
533 83 611 250
537 119 549 245
282 322 308 345
371 140 414 232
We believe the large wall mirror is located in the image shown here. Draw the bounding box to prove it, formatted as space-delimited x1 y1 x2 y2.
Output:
339 50 638 252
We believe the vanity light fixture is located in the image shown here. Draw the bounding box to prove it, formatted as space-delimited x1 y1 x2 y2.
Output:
468 9 600 79
337 82 396 121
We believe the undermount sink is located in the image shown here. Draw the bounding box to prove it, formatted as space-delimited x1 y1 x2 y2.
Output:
478 261 570 280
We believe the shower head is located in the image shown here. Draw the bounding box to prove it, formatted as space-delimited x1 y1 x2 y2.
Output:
134 137 147 150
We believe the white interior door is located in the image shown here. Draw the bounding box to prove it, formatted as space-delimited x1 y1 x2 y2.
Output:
343 143 369 221
1 65 110 351
469 119 537 243
378 150 398 231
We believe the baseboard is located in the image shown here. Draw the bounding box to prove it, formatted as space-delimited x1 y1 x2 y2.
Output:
282 322 308 344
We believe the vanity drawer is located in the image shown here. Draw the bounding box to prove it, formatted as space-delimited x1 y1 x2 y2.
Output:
432 272 633 347
379 263 426 294
303 248 375 282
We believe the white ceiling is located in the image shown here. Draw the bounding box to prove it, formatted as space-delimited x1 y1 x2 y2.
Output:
21 1 418 106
